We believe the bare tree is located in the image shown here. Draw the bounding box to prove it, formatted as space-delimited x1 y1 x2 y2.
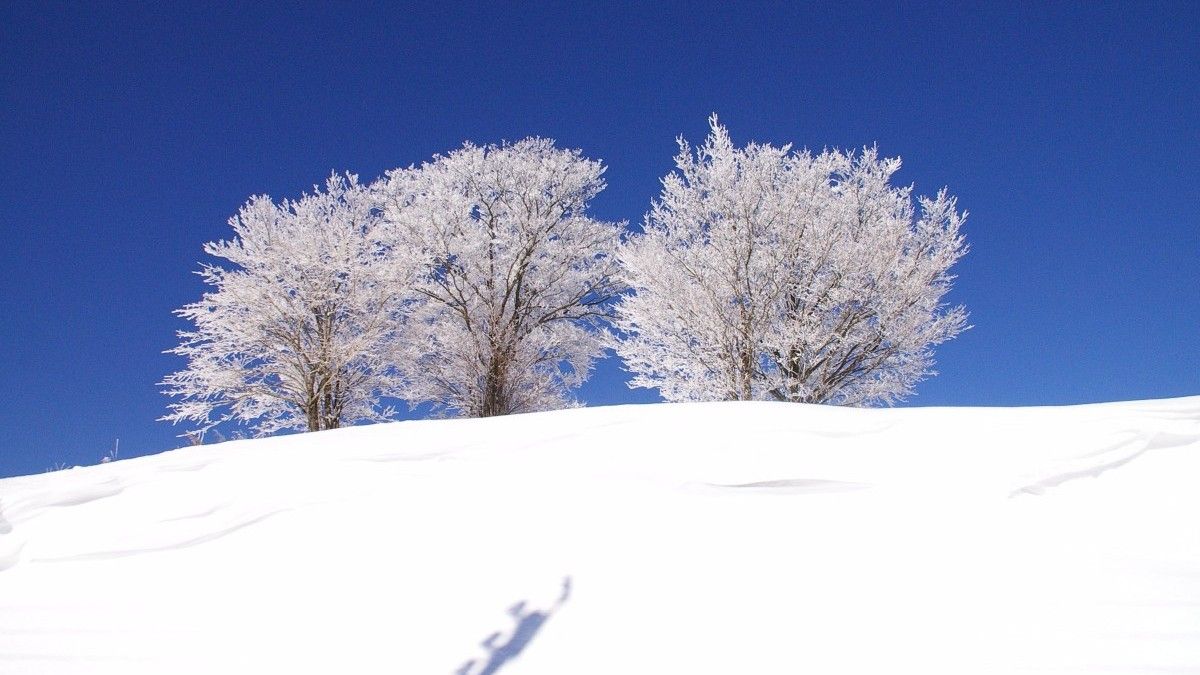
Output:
377 139 623 416
614 116 968 405
162 173 415 435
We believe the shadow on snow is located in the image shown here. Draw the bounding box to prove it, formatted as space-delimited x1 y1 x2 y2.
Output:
455 576 572 675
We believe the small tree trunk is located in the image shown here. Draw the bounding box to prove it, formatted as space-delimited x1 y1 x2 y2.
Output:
740 345 754 400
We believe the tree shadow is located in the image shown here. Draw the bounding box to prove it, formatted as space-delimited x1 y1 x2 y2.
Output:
455 576 571 675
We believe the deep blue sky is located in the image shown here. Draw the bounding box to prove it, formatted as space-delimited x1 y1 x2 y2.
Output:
1 1 1196 477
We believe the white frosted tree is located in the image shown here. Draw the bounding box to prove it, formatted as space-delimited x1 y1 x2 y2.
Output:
161 173 414 436
614 116 968 405
377 138 623 417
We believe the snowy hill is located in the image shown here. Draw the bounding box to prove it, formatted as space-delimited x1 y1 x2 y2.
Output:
2 399 1199 674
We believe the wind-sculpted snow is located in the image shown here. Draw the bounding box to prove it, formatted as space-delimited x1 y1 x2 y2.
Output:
0 398 1198 673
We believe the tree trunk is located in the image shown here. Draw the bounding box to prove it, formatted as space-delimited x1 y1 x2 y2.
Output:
480 358 508 417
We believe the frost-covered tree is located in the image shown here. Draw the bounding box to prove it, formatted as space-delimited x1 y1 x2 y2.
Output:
161 173 413 436
377 138 623 417
614 116 968 405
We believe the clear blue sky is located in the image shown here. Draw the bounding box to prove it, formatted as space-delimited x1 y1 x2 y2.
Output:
1 1 1196 478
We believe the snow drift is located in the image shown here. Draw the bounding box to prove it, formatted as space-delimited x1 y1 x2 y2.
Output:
2 398 1199 674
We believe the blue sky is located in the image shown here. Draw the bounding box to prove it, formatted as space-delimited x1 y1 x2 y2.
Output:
1 1 1196 477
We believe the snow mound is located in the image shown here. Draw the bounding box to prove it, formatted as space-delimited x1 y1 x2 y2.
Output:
2 398 1199 674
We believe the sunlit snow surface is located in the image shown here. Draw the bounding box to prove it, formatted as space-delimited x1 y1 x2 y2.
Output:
2 399 1199 674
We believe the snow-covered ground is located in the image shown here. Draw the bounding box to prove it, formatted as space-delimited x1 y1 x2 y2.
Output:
2 398 1198 674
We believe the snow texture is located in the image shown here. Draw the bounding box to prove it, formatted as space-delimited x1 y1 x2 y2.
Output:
2 397 1199 674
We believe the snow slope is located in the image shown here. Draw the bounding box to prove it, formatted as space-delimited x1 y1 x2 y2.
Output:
2 398 1199 674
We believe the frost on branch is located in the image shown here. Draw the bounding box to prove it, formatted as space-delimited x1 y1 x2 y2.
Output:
377 138 624 417
614 116 968 406
161 173 414 436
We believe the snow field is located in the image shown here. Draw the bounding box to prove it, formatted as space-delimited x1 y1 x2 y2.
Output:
2 398 1198 673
